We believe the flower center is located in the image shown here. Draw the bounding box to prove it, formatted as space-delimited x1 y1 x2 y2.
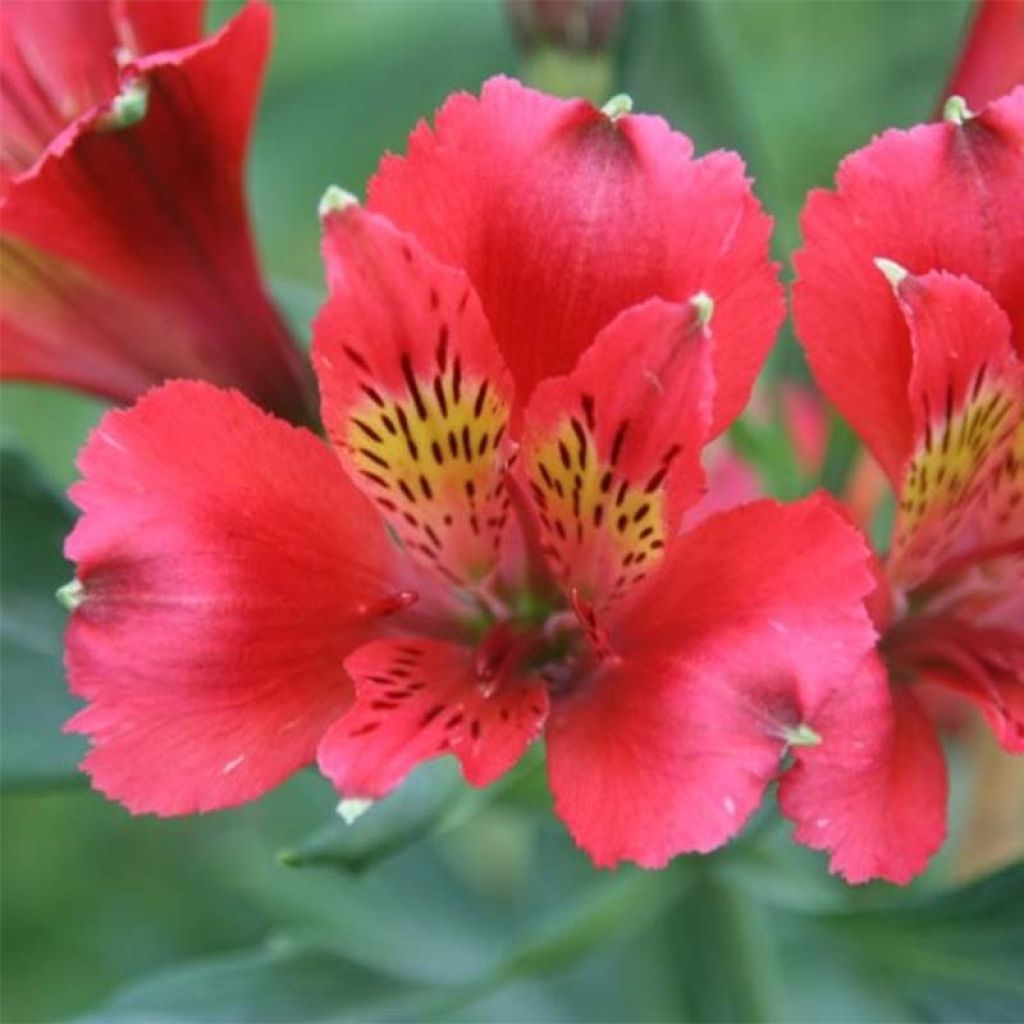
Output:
461 581 593 699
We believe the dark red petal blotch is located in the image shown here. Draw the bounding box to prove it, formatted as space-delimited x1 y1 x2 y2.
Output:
319 637 548 798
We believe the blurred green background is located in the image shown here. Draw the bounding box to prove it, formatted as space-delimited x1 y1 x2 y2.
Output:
4 2 1023 1021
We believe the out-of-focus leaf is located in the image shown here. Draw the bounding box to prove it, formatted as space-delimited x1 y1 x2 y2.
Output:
78 939 436 1024
620 2 759 158
279 748 549 875
427 864 695 1016
819 414 860 496
245 1 517 288
0 385 104 489
0 447 84 789
818 863 1024 1022
277 759 464 873
729 411 810 502
658 865 788 1023
268 276 323 349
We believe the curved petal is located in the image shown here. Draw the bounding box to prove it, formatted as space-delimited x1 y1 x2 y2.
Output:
0 0 119 180
0 1 313 424
0 240 181 403
318 636 548 797
900 617 1024 754
545 495 877 868
779 664 948 885
369 76 782 433
793 87 1024 481
887 270 1023 589
64 382 399 815
943 1 1024 113
114 0 205 56
313 199 516 588
520 296 713 613
681 439 762 531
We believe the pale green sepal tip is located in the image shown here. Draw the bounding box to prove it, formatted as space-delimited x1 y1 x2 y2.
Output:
690 291 714 329
318 185 359 219
874 257 908 290
785 722 823 747
943 94 974 126
336 797 374 824
601 93 633 121
97 80 149 132
56 579 85 611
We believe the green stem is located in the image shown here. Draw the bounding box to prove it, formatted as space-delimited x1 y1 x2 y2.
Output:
665 862 786 1023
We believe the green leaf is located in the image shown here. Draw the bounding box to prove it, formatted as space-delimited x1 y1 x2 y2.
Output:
0 446 85 790
279 748 550 875
818 863 1024 1021
655 863 789 1023
277 759 464 874
79 939 436 1023
426 864 695 1017
819 413 860 496
268 276 323 350
729 412 811 502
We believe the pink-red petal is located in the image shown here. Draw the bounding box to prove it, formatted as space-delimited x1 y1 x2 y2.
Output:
779 664 948 885
369 76 782 433
318 637 548 798
114 0 205 56
0 0 119 180
65 382 399 815
545 495 877 868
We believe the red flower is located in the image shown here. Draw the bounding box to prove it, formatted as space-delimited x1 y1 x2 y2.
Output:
943 0 1024 113
0 0 313 424
63 79 879 871
792 87 1024 882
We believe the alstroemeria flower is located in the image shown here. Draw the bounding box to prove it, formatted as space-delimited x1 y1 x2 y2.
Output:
63 78 879 870
790 86 1024 883
0 0 313 424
